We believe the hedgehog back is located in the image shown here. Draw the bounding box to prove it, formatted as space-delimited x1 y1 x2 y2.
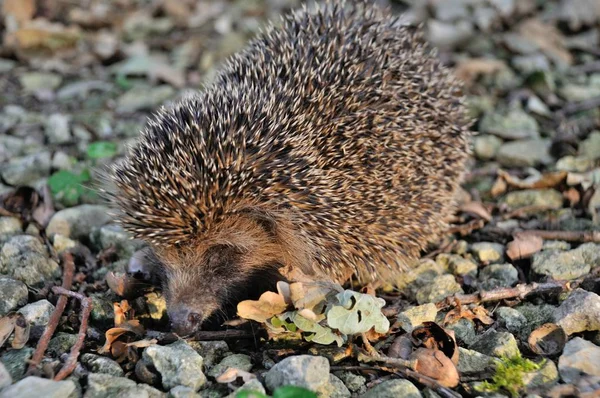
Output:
109 1 470 283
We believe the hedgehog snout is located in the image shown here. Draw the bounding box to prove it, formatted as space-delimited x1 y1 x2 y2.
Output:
168 305 203 336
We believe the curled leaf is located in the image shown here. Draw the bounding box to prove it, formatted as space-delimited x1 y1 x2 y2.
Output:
237 291 287 323
12 313 30 349
528 323 567 356
216 367 256 384
0 314 17 347
412 322 459 365
507 233 544 260
277 281 292 306
411 348 460 388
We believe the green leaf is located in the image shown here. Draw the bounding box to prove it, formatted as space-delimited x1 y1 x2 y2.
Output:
273 386 318 398
290 313 344 346
48 169 91 207
235 391 269 398
326 290 390 335
87 141 118 159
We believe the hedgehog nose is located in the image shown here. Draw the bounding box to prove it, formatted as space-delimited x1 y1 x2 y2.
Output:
169 308 203 336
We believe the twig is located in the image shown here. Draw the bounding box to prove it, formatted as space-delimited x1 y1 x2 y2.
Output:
517 229 600 243
191 329 261 341
436 274 599 310
557 96 600 117
503 205 558 219
447 219 486 236
51 286 93 381
27 252 75 374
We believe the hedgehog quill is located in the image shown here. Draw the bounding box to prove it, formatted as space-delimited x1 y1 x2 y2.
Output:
106 0 471 335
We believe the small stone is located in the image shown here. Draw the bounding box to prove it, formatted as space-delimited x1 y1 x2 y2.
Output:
18 299 55 339
501 189 563 210
479 108 539 140
394 260 447 302
553 289 600 335
526 95 551 116
327 374 351 398
0 347 33 382
471 242 505 264
479 263 519 290
556 155 596 172
52 234 77 253
427 19 474 49
0 217 22 243
523 360 559 389
415 274 463 304
456 348 497 374
579 131 600 160
84 372 160 398
515 303 557 338
90 224 145 259
542 240 571 251
362 379 421 398
0 235 60 285
142 340 206 391
558 337 600 383
396 303 438 333
0 362 12 389
0 376 76 398
495 307 528 335
19 73 62 92
434 0 469 21
264 355 330 393
445 318 477 345
489 0 515 16
51 151 74 170
532 243 600 280
117 85 175 113
45 113 71 144
334 371 366 393
512 54 551 74
448 255 478 276
208 353 252 378
496 139 553 167
81 353 124 377
474 7 498 31
48 333 78 357
46 205 112 241
471 330 520 358
225 379 266 398
474 134 503 160
188 340 229 369
0 277 28 316
0 58 16 73
1 152 51 185
169 386 201 398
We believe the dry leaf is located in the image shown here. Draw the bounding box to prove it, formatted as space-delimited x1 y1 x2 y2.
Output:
114 300 133 326
564 188 581 207
499 170 568 190
297 308 319 322
491 176 508 197
289 281 343 314
12 314 30 349
126 338 157 348
517 19 573 65
459 201 492 221
507 233 544 260
215 367 257 384
0 314 17 347
106 272 129 297
412 322 459 365
277 281 292 306
2 0 36 27
98 320 144 355
237 291 287 323
455 58 507 84
472 306 494 326
411 348 460 388
528 323 567 356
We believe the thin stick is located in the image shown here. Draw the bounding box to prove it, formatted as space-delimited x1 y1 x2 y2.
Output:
27 252 75 374
518 229 600 243
52 286 93 381
191 329 260 341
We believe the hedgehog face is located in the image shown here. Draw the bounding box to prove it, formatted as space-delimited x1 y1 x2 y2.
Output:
158 239 286 336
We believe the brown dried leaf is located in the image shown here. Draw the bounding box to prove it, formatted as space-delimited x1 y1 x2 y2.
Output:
237 291 287 323
2 0 36 26
564 188 581 207
98 320 144 355
491 176 508 197
0 314 17 347
455 58 507 85
411 348 460 388
412 322 458 365
277 281 292 306
114 300 133 326
499 170 568 190
459 201 492 221
472 306 494 326
126 338 157 348
106 272 130 297
215 367 257 384
528 323 567 356
12 313 30 349
507 233 544 260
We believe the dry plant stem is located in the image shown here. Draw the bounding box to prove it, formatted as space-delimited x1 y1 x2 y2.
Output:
51 286 93 381
436 277 596 310
519 229 600 243
192 329 259 341
27 252 75 374
447 219 486 236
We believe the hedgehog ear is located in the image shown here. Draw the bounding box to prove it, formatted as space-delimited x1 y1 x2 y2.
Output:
238 208 277 236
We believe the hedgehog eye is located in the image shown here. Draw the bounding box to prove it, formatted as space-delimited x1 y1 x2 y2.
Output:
204 244 243 272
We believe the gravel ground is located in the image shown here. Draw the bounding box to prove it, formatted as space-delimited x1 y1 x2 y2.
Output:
1 0 600 397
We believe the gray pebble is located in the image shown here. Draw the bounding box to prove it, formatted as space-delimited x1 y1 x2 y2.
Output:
558 337 600 383
142 340 206 391
553 289 600 335
46 205 113 241
0 376 77 398
0 277 28 316
362 379 421 398
264 355 330 393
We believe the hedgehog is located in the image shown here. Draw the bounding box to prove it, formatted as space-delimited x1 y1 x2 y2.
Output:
106 0 471 336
